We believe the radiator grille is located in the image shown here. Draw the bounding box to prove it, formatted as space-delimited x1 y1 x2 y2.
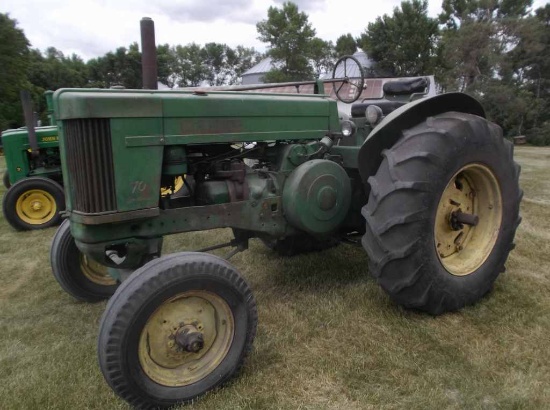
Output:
64 119 117 213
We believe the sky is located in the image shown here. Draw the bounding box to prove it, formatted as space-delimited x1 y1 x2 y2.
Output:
2 0 548 61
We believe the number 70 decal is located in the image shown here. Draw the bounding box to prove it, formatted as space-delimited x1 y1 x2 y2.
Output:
131 180 147 193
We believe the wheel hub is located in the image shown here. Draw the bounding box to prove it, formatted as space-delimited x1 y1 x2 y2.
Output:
449 210 479 231
434 164 502 276
138 291 234 387
175 325 204 353
31 200 43 211
15 189 56 224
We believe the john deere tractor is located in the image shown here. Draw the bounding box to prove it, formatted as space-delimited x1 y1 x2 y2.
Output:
1 91 65 230
48 18 521 409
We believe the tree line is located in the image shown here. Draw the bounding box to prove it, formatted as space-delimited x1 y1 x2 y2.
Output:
1 0 549 145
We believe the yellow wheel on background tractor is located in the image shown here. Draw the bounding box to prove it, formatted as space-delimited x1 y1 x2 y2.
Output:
98 252 257 408
2 177 65 230
15 188 57 225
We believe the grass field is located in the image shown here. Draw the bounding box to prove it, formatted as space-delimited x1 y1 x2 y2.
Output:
0 146 549 409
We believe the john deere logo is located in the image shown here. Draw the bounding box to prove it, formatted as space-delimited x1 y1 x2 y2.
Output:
41 136 58 142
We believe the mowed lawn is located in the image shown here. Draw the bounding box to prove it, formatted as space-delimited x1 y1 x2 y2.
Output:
0 146 549 409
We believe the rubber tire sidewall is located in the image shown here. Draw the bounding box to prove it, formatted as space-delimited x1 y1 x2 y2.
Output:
420 119 517 303
50 219 118 302
98 252 257 408
2 176 65 231
2 171 10 189
363 112 521 314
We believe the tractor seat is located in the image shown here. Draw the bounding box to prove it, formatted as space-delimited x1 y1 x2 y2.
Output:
383 77 428 96
350 101 406 118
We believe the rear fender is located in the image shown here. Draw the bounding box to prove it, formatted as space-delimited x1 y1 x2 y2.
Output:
357 92 485 193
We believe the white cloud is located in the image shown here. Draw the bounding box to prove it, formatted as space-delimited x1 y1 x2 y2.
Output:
1 0 547 61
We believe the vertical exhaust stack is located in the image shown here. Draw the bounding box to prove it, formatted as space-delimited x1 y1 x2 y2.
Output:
140 17 158 90
20 90 39 157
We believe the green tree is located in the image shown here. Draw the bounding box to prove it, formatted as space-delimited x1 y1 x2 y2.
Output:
335 34 357 57
173 43 209 87
0 13 30 130
506 5 550 143
438 0 533 92
357 0 439 77
87 43 142 88
201 42 228 86
481 81 541 137
225 46 262 85
309 38 335 78
28 47 88 90
156 44 179 88
26 47 88 122
436 0 550 142
256 1 316 82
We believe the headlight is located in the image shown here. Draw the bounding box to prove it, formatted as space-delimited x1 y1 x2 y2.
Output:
366 105 383 126
340 120 356 137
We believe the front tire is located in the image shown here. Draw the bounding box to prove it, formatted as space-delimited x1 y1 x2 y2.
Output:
50 220 118 302
362 112 522 315
2 171 10 189
2 177 65 230
98 252 258 408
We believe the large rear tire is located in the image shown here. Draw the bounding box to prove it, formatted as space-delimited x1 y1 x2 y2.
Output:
98 252 258 408
362 112 522 315
2 177 65 230
50 220 118 302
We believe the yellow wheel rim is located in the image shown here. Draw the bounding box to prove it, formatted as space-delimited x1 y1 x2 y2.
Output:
80 254 116 286
15 189 57 225
435 164 502 276
160 176 185 196
138 290 234 387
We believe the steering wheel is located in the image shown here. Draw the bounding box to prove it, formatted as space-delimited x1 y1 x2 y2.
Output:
331 55 365 104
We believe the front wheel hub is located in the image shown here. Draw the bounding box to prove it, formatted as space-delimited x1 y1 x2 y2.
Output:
138 290 235 387
175 326 204 353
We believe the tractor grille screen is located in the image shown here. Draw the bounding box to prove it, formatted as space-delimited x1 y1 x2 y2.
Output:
64 118 117 213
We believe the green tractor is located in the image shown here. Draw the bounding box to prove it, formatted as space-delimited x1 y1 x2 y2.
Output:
1 91 65 230
48 18 521 409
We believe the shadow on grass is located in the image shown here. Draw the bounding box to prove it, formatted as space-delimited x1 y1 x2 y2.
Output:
258 242 372 292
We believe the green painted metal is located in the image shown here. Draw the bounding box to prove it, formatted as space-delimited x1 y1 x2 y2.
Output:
111 118 164 212
357 92 486 188
1 126 60 185
53 88 335 120
282 159 352 235
162 146 187 176
52 87 357 268
54 88 342 217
